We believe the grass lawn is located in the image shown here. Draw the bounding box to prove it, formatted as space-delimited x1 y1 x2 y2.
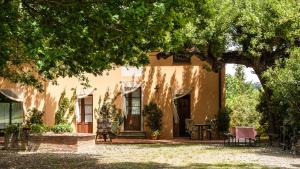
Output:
0 144 299 169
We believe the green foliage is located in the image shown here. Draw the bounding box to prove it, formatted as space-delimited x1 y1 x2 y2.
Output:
226 66 262 129
235 65 246 82
218 106 232 133
94 89 123 134
263 54 300 130
26 108 44 125
256 91 285 135
230 92 261 128
144 102 163 133
25 108 48 134
30 124 46 134
55 89 76 125
4 124 19 135
152 130 160 137
51 124 73 133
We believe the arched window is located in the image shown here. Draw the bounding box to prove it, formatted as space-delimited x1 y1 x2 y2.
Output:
0 93 23 129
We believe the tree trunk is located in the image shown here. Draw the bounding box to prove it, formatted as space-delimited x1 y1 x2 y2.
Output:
253 66 284 134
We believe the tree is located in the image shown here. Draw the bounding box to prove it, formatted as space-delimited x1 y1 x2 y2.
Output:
226 67 261 130
1 0 191 89
1 1 299 133
2 1 299 89
262 52 300 132
157 0 300 88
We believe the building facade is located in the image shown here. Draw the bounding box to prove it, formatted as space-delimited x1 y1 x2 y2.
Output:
0 53 225 139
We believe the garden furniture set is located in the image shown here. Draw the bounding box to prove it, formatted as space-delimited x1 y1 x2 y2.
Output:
185 118 217 140
224 127 260 146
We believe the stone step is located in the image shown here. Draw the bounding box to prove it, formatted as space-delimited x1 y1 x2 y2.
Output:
117 132 147 139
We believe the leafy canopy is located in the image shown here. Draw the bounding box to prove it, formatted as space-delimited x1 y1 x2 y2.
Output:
263 50 300 129
1 0 197 88
1 0 300 89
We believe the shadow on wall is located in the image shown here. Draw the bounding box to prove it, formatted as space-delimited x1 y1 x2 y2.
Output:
141 65 219 139
0 79 58 126
182 66 219 123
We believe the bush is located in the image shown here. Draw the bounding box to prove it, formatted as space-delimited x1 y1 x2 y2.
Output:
144 102 163 133
26 108 44 125
263 55 300 133
94 90 123 134
51 124 73 133
55 89 76 125
226 67 262 129
218 106 231 133
30 124 46 134
4 124 19 135
229 93 261 128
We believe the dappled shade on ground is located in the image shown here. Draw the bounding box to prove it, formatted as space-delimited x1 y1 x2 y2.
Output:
0 144 299 169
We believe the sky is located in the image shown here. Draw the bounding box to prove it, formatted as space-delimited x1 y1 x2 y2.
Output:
225 64 260 83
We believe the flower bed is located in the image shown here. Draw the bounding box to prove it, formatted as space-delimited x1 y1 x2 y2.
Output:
28 132 95 152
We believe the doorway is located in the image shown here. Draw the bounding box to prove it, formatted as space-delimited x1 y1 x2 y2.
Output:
173 94 191 137
124 88 141 131
77 95 93 133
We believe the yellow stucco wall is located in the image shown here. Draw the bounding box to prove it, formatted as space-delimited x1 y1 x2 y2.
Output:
0 54 225 139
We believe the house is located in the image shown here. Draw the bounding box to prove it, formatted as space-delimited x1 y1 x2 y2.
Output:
0 53 225 139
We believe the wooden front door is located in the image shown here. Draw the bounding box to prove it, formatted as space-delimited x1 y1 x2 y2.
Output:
174 94 191 137
124 88 141 131
77 95 93 133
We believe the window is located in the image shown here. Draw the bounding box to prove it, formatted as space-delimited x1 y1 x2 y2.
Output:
78 95 93 123
0 94 23 129
125 88 141 115
173 55 191 64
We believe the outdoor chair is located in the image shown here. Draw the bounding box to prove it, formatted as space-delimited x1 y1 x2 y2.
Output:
95 119 113 142
223 132 236 146
185 119 198 140
224 127 237 146
203 119 217 140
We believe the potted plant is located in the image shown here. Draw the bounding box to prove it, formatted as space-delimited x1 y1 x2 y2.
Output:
144 102 163 140
151 130 160 140
218 106 232 139
94 90 123 141
4 124 28 150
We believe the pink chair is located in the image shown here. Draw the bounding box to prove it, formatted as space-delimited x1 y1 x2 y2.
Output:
235 127 260 146
224 127 260 146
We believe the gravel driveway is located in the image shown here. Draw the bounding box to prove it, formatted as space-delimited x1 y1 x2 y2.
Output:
0 144 299 169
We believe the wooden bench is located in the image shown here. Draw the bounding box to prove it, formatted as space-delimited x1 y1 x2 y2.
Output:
95 119 114 142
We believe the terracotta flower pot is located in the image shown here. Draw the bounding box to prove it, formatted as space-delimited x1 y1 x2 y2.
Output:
150 133 160 140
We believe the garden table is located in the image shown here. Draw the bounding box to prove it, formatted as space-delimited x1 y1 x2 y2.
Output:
194 124 211 140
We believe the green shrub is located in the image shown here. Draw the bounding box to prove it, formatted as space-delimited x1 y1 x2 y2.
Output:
144 102 163 133
94 90 123 134
30 124 46 134
55 89 76 125
226 66 262 130
263 55 300 133
218 106 231 133
26 108 44 125
51 124 73 133
4 124 19 134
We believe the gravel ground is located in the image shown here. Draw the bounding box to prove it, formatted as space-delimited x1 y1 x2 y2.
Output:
0 144 299 169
